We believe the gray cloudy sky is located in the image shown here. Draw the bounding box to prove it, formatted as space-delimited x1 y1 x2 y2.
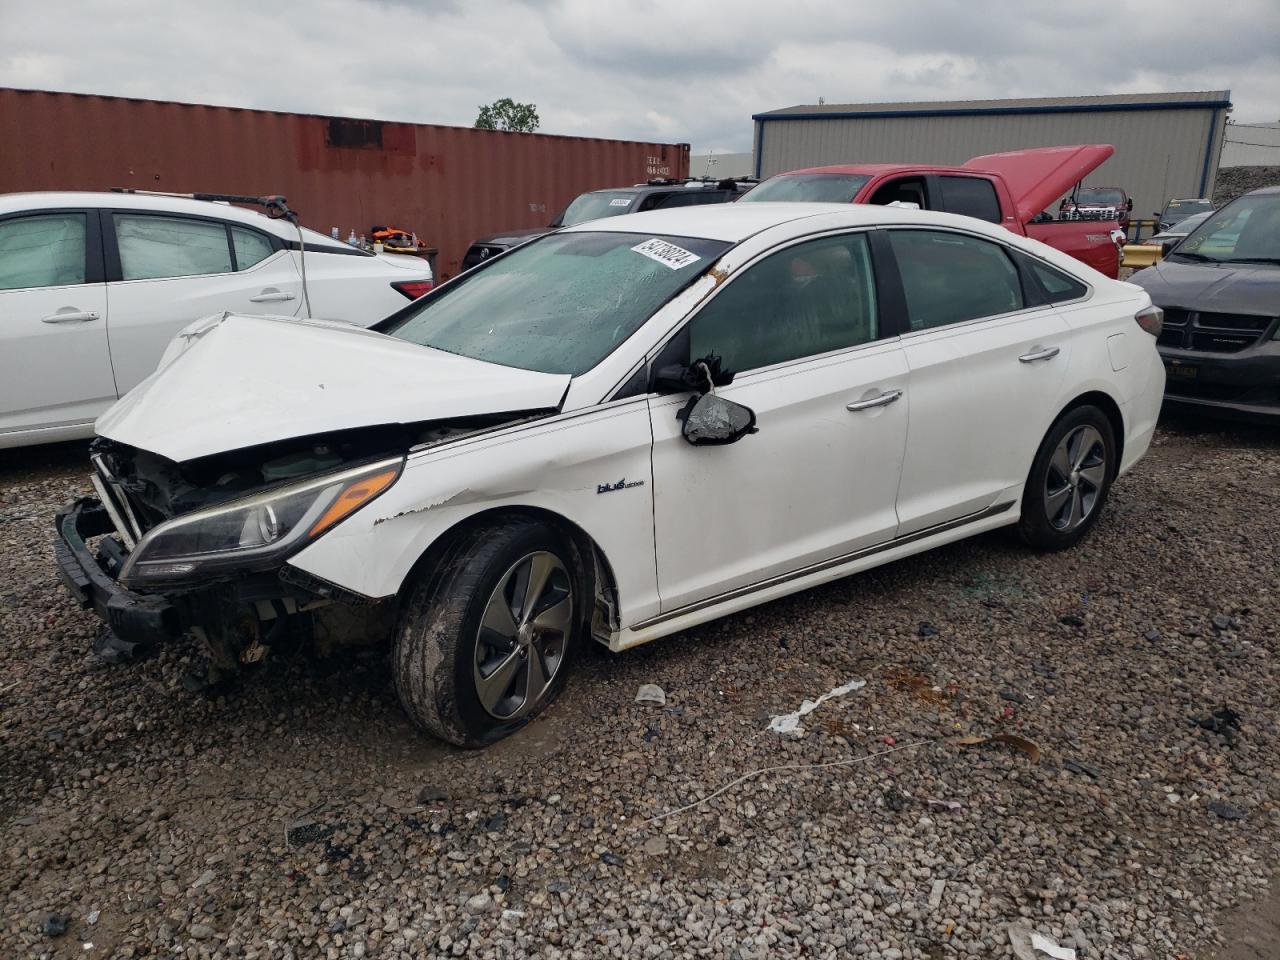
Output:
2 0 1277 152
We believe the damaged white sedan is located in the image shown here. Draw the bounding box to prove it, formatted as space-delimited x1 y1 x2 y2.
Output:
56 203 1166 746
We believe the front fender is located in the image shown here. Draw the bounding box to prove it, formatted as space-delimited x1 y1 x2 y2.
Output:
286 399 660 626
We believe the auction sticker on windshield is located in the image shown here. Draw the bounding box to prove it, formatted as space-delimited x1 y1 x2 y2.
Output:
632 238 701 270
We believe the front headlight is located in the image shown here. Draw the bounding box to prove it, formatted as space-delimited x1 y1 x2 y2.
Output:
120 456 403 585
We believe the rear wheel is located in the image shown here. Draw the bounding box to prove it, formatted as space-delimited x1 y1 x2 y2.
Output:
1018 405 1115 551
393 519 584 747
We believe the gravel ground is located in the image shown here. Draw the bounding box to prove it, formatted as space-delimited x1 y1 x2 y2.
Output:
1211 166 1280 207
2 416 1277 959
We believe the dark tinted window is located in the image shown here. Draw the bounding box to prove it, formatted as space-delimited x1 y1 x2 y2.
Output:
688 233 878 372
1015 253 1088 304
650 190 730 209
938 177 1002 223
888 230 1022 330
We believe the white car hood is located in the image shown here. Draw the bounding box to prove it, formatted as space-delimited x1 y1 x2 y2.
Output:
96 313 570 462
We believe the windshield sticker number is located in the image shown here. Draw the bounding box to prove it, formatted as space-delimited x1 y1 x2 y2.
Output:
632 238 701 270
609 198 630 207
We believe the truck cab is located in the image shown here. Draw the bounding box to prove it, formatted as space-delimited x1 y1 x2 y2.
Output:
742 145 1125 278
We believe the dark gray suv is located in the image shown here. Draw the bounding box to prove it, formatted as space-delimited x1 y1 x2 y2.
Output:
1131 186 1280 423
462 178 754 270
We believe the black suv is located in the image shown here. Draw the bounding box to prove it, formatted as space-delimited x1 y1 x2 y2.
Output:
1131 186 1280 423
462 178 755 270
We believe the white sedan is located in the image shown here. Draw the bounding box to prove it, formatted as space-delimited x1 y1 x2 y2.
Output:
0 191 433 448
55 202 1165 746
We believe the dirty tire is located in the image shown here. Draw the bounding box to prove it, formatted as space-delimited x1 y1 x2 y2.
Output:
1018 404 1116 552
393 519 585 747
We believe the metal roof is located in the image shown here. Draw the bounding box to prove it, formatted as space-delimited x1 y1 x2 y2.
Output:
754 91 1232 121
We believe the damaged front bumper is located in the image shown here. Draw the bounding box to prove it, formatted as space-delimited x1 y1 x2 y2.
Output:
55 497 184 644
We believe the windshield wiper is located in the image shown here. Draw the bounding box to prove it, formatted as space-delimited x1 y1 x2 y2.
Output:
1219 257 1280 265
1168 251 1216 262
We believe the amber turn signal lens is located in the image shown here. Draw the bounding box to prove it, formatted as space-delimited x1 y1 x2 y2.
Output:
308 467 400 538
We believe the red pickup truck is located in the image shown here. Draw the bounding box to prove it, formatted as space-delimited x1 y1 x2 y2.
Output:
741 144 1124 278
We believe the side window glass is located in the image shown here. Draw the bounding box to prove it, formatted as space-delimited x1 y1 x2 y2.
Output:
889 230 1023 330
938 176 1002 223
232 227 274 270
0 214 86 291
869 177 927 209
652 191 712 210
689 233 878 373
1018 253 1087 303
116 215 233 280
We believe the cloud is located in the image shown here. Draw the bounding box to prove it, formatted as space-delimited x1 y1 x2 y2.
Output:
0 0 1275 154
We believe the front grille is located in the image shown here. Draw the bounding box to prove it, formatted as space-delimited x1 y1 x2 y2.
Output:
1157 309 1274 353
1166 380 1253 402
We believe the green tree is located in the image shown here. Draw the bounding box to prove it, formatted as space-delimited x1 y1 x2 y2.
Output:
474 98 540 133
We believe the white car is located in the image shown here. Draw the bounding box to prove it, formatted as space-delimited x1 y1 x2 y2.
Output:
0 191 433 448
55 203 1165 747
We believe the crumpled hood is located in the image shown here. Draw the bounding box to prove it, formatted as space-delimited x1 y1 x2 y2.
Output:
1129 259 1280 315
96 313 570 462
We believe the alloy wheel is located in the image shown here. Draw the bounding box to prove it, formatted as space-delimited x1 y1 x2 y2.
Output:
1044 424 1106 531
472 551 573 720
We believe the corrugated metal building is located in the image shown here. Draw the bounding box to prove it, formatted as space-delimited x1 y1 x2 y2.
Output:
753 91 1232 219
0 88 689 279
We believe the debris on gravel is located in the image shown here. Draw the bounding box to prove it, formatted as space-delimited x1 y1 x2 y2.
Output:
1 419 1278 959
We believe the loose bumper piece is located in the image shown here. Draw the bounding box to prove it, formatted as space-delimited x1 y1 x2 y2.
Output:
54 497 184 644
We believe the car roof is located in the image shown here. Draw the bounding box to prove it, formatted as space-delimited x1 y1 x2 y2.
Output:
559 201 1016 244
586 181 733 196
771 164 916 178
1246 185 1280 196
0 190 293 233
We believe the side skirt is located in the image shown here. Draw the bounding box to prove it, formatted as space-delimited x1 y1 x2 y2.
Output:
611 500 1017 652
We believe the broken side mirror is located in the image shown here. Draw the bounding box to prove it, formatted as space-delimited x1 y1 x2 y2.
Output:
1126 198 1134 211
652 353 736 395
677 392 757 445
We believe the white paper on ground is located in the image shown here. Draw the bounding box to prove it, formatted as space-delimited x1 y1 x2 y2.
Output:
766 678 866 734
1030 933 1077 960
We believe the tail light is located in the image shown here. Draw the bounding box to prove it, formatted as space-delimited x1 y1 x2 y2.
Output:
391 279 433 300
1135 305 1163 337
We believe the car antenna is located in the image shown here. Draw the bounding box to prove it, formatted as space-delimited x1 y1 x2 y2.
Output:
110 189 313 316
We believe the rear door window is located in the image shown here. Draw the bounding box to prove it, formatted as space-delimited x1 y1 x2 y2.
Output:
937 177 1002 223
115 215 233 280
887 230 1023 330
0 214 87 290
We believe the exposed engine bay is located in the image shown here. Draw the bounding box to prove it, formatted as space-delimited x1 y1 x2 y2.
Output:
80 411 552 686
91 412 545 532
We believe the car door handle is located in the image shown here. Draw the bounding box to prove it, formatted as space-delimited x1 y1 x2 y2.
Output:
1018 346 1061 363
846 390 903 412
249 291 296 303
41 310 101 323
